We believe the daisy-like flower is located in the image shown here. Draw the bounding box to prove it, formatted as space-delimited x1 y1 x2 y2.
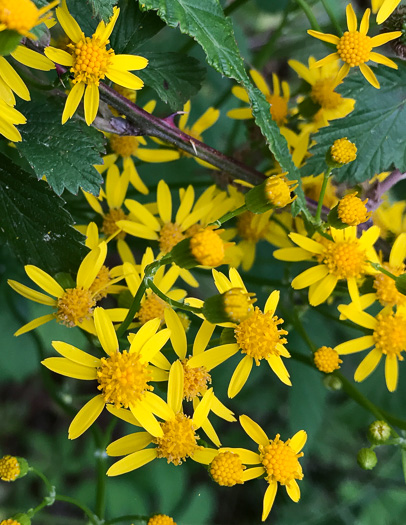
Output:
148 516 176 525
308 4 402 88
122 248 186 326
227 70 290 130
372 0 402 24
238 415 306 522
105 364 217 476
372 197 406 239
44 1 148 125
187 268 291 398
160 309 236 447
0 99 26 141
288 56 355 127
42 307 172 438
8 242 109 335
336 304 406 391
0 0 58 38
95 96 180 195
372 233 406 307
273 226 381 306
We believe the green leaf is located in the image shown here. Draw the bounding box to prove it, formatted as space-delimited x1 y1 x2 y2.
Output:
0 30 23 56
0 153 87 274
300 64 406 185
109 0 165 52
16 92 105 196
87 0 118 20
137 52 206 110
139 0 311 218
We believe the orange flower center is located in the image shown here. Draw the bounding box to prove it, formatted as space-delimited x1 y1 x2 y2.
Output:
330 137 357 164
321 239 367 279
97 350 153 408
68 36 114 85
338 194 370 226
313 346 342 373
237 211 268 241
265 175 295 208
89 265 111 300
189 227 225 267
109 134 140 158
0 0 40 34
337 31 372 66
154 412 201 465
0 455 20 482
373 264 406 307
57 287 95 326
259 434 304 485
311 78 342 110
159 222 185 253
267 93 288 126
183 358 211 401
209 451 245 486
137 293 167 325
102 208 127 238
234 307 288 364
223 288 255 323
147 515 176 525
373 311 406 358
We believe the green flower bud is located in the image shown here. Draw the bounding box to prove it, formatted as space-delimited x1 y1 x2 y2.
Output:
368 420 391 444
357 448 378 470
202 288 255 324
245 174 297 214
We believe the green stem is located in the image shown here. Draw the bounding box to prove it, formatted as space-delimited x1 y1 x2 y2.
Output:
55 495 100 525
95 448 107 520
116 279 147 338
147 280 203 314
29 467 54 494
106 515 149 525
254 3 293 69
294 0 321 31
270 214 291 235
320 0 343 35
214 204 247 226
314 167 332 224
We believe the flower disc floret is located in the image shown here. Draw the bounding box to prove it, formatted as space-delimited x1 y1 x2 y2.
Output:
314 346 342 373
223 288 255 323
154 412 201 465
373 264 406 306
259 434 304 486
209 451 245 486
138 293 167 325
148 515 176 525
89 265 111 300
97 350 153 408
57 287 95 326
338 194 371 225
102 209 127 238
373 311 406 358
159 222 185 254
321 239 367 279
0 0 43 34
1 520 21 525
265 175 296 208
234 307 288 365
189 228 225 267
68 36 114 86
330 138 357 164
110 134 139 158
311 78 342 109
268 93 288 126
0 455 20 482
182 358 211 400
337 31 372 66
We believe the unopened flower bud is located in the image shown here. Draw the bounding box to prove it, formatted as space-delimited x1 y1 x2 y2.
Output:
326 138 357 168
202 288 255 324
368 420 391 444
245 174 297 213
322 374 343 391
357 448 378 470
0 455 28 482
170 227 226 269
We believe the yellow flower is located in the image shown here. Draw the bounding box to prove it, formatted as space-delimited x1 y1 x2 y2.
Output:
194 447 256 487
373 233 406 307
0 455 20 481
336 304 406 391
273 226 381 306
372 197 406 239
0 98 26 141
228 70 290 127
0 46 55 107
372 0 402 23
187 268 291 397
42 307 171 438
337 193 371 225
8 242 110 335
105 366 217 476
147 516 176 525
239 415 306 522
289 56 355 126
0 0 58 37
44 1 148 125
314 346 342 372
308 4 402 88
329 137 357 165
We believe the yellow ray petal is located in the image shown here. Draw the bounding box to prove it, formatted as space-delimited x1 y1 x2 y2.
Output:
164 308 187 360
359 8 370 35
370 31 403 47
307 30 340 45
210 395 235 422
52 341 100 367
272 247 313 262
346 3 358 32
288 59 314 85
116 220 159 240
168 360 184 414
308 273 338 306
242 466 265 481
25 265 64 298
221 447 261 465
291 265 329 289
175 185 195 225
192 107 219 136
191 448 218 465
289 233 324 254
13 45 55 70
226 107 253 120
369 51 398 69
231 85 249 102
123 157 149 195
106 164 128 209
62 81 85 124
106 432 152 456
385 354 398 392
354 347 382 382
187 343 239 371
14 314 55 336
239 414 269 447
68 395 105 439
106 69 144 90
130 403 163 437
199 418 221 447
193 321 215 356
286 479 301 502
110 54 148 71
143 391 175 421
250 70 271 97
228 355 253 399
93 307 118 356
84 83 99 125
107 448 158 476
337 305 377 330
8 279 56 305
129 318 161 353
389 233 406 267
359 63 380 89
335 335 375 355
192 388 214 429
376 0 401 24
312 53 340 69
43 46 73 67
124 199 160 231
96 6 120 44
76 242 107 289
289 430 307 453
42 357 98 380
157 179 172 223
264 290 280 315
138 328 171 364
106 405 140 426
262 480 278 521
56 1 83 43
267 355 292 386
136 148 180 163
0 57 30 100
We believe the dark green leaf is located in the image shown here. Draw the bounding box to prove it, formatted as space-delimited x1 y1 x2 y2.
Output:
140 0 311 218
0 153 87 274
109 0 165 52
0 30 23 56
16 92 105 196
138 52 205 110
300 64 406 184
87 0 118 20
